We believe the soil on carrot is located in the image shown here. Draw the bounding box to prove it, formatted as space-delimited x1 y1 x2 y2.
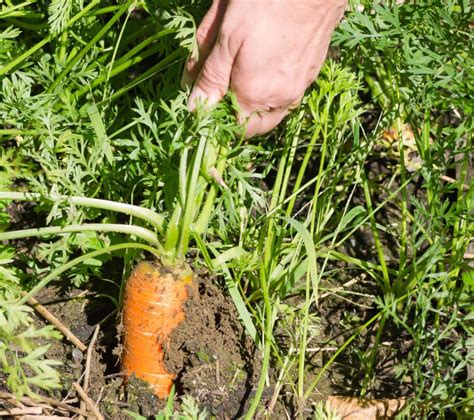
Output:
10 265 267 419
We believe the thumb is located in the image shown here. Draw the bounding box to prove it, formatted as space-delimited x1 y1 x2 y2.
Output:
188 36 236 111
181 0 227 88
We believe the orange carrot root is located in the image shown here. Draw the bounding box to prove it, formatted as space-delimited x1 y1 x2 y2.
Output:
122 261 193 399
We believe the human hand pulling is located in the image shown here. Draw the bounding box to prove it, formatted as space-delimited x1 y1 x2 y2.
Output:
183 0 347 137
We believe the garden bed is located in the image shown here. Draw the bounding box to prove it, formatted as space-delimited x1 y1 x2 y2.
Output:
1 1 472 418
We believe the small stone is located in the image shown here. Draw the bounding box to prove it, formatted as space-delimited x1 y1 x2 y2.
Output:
72 348 84 363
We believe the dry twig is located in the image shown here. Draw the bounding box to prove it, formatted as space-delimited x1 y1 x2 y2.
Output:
0 392 87 417
73 382 104 420
0 406 43 416
83 325 100 391
21 416 71 420
37 396 87 417
79 324 100 419
22 292 87 352
439 175 469 191
320 278 359 299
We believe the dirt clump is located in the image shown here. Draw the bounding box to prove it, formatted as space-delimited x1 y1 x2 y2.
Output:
165 277 262 418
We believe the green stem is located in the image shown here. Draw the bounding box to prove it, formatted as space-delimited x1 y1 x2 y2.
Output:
0 1 37 19
395 116 408 273
286 125 320 218
244 271 273 420
365 74 390 109
194 148 228 234
88 5 124 16
102 48 184 103
303 310 383 400
20 242 160 304
75 29 174 99
310 95 331 240
0 192 164 233
3 17 47 31
422 112 434 206
297 272 312 406
279 117 301 212
361 315 386 397
81 23 156 71
102 5 132 102
58 30 68 62
334 176 414 250
179 147 189 208
0 129 39 137
260 122 295 264
114 29 174 67
361 171 391 292
323 250 397 277
164 204 182 254
0 223 161 249
176 135 208 259
245 124 299 419
296 99 331 403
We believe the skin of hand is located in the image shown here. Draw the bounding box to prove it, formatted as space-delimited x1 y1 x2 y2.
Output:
183 0 348 137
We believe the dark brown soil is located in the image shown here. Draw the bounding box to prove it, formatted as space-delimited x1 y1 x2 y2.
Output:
165 278 262 418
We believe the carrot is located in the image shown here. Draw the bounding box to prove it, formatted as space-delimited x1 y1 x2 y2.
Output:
121 261 194 399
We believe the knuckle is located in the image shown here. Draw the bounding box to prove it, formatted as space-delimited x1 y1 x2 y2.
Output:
217 27 232 42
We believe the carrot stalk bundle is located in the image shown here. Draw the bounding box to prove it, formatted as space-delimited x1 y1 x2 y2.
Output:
122 261 194 398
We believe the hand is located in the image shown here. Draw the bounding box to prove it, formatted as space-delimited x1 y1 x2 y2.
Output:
183 0 347 137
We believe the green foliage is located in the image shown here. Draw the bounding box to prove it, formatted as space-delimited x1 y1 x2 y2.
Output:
331 1 473 416
0 288 62 396
0 26 21 61
313 401 342 420
335 0 474 113
48 0 78 34
125 391 209 419
0 245 20 285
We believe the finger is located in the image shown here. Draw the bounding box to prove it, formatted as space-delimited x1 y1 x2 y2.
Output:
287 94 305 111
244 109 289 138
236 90 303 138
188 31 238 111
181 0 227 88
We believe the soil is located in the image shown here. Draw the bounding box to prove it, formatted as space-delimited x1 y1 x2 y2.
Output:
165 278 262 418
1 263 265 419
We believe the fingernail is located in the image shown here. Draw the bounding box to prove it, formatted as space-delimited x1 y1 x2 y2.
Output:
188 86 204 111
188 87 220 112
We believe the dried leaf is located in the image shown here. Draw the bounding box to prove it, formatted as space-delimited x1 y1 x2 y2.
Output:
327 396 406 419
